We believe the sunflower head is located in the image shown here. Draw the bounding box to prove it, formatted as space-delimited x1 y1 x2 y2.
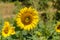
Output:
10 27 15 35
21 13 33 25
2 21 15 38
15 7 39 31
55 22 60 32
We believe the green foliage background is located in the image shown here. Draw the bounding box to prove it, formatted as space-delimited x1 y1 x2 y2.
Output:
0 0 60 40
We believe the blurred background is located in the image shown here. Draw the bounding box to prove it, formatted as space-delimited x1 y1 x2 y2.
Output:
0 0 60 40
0 0 60 21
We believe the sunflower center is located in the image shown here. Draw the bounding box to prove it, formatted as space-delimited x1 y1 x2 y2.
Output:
4 27 9 34
57 25 60 30
25 17 30 22
21 13 32 25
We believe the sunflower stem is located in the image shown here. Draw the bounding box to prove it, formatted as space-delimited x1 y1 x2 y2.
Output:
19 31 21 40
43 21 49 37
19 31 23 40
1 36 2 40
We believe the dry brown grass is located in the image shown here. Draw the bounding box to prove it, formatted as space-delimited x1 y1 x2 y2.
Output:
0 3 15 18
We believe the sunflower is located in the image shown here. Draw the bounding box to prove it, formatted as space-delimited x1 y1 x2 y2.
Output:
15 7 39 31
2 21 15 38
10 27 15 35
55 22 60 32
